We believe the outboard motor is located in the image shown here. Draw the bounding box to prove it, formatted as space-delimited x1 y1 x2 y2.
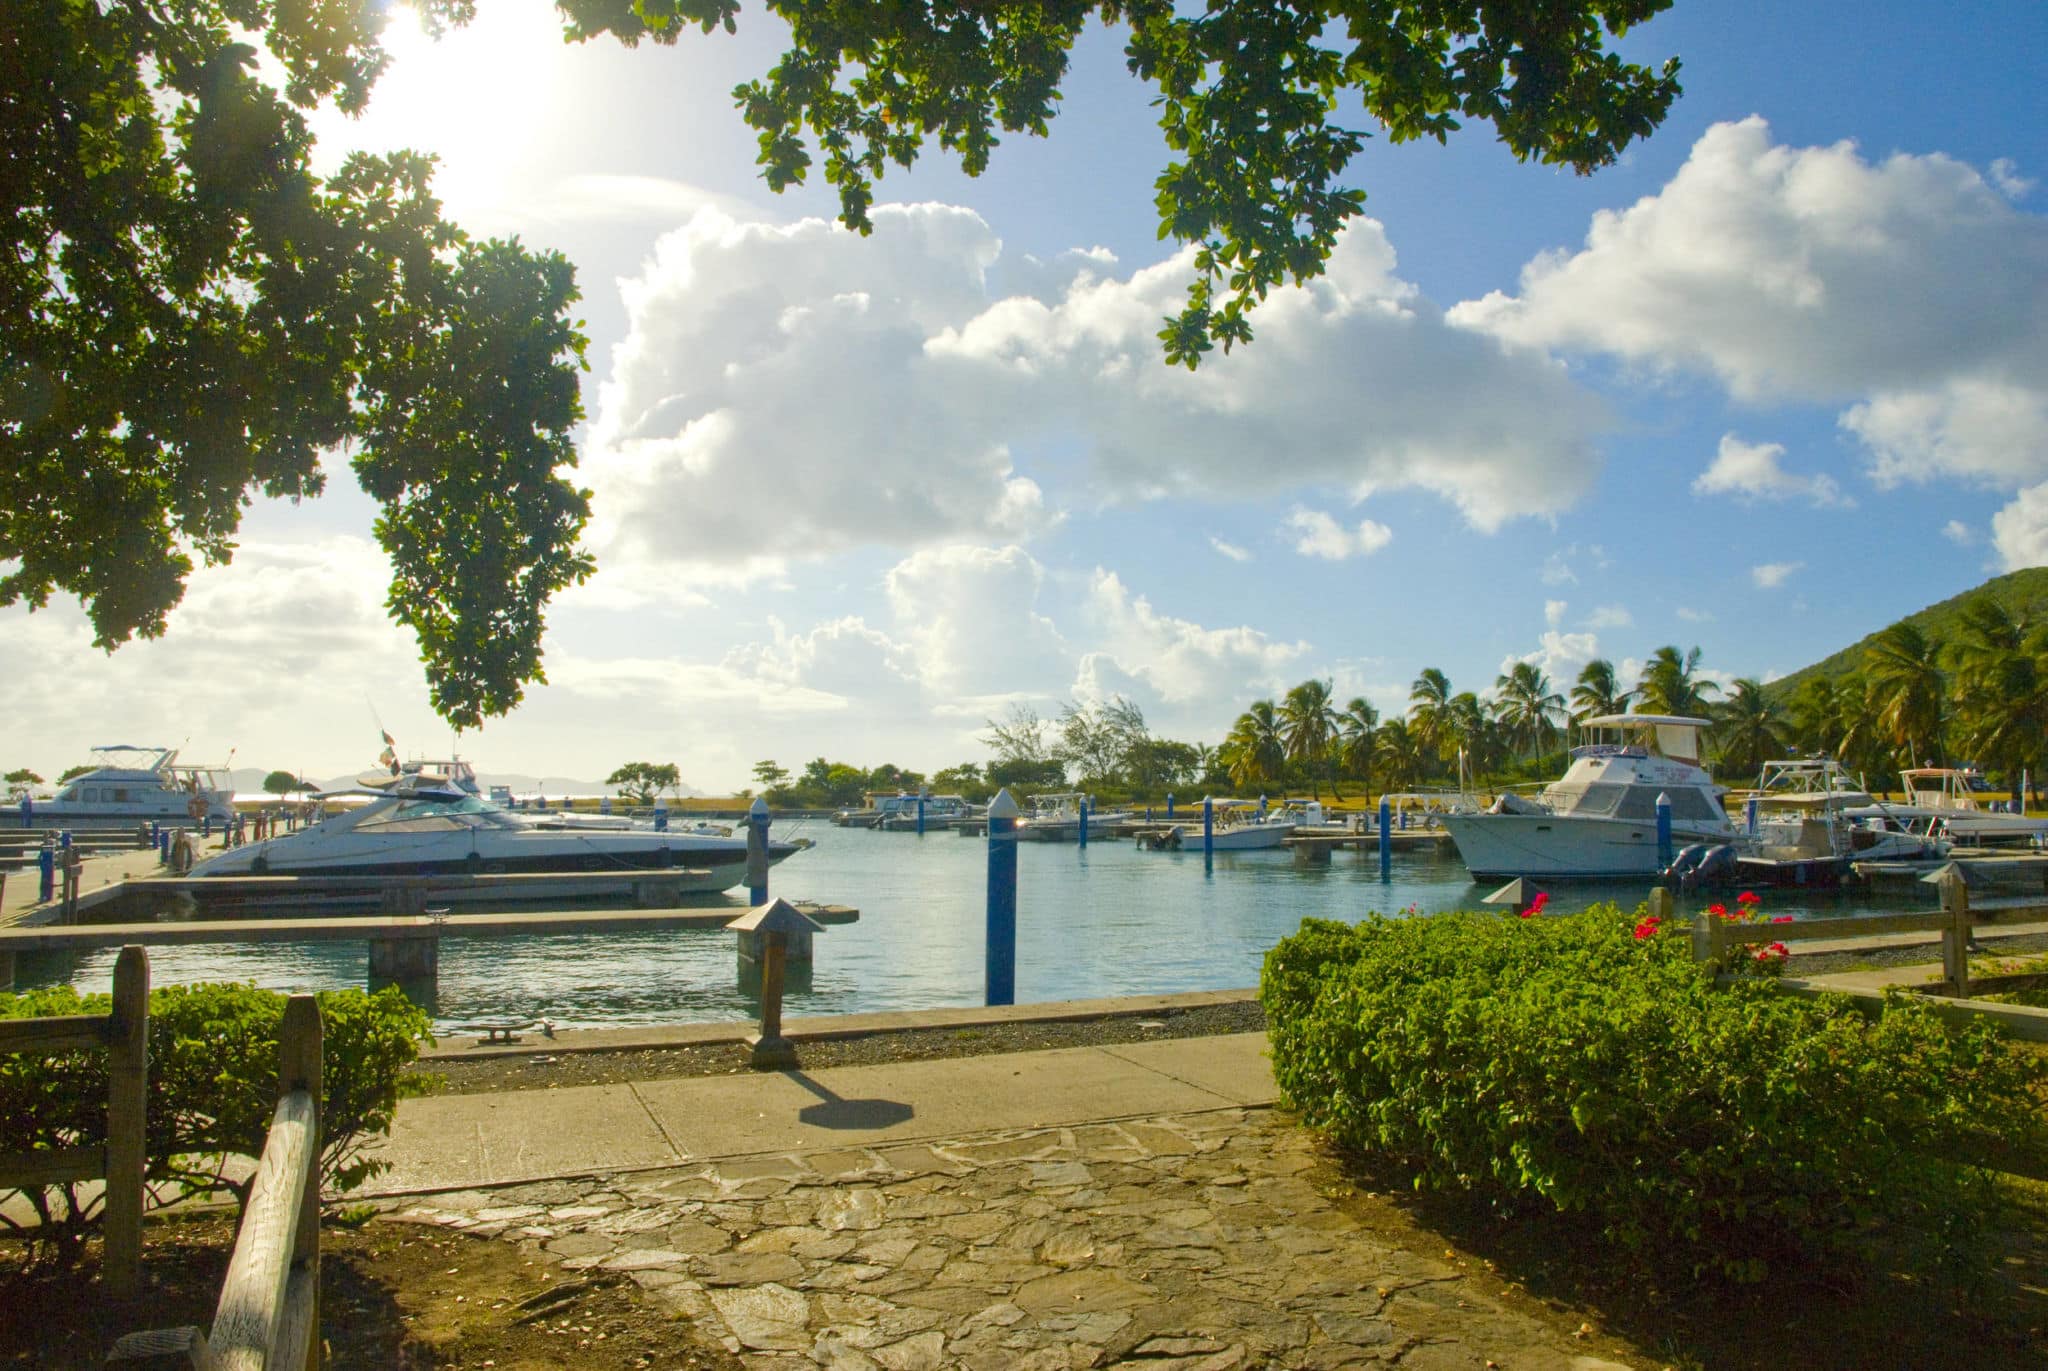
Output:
1695 843 1739 886
1662 842 1709 886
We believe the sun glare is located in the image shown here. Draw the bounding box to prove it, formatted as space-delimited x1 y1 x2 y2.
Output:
309 0 573 226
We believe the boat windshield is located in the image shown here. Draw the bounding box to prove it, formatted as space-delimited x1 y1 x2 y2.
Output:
1545 783 1722 822
358 792 512 832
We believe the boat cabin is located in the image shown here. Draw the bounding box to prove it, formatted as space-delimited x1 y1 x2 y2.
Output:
1532 714 1725 824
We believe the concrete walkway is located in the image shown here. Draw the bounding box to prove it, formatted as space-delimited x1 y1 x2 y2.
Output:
373 1033 1279 1194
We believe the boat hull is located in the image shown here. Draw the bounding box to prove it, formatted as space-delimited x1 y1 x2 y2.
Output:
195 834 802 893
1440 813 1736 881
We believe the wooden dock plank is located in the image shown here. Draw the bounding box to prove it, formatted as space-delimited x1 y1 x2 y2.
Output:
0 903 860 953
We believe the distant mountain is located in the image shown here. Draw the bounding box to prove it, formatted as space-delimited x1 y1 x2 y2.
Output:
229 766 700 799
1768 566 2048 698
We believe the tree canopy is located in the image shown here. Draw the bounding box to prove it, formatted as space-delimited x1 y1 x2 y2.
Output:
606 760 681 803
4 0 594 727
560 0 1682 367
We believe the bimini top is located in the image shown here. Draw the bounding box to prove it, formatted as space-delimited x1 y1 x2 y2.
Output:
1578 714 1712 729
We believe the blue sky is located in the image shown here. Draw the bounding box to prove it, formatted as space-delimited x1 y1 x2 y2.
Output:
6 0 2046 791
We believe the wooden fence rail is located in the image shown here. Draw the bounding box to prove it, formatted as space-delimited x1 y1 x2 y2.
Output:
0 943 147 1295
106 995 323 1371
1649 874 2048 1043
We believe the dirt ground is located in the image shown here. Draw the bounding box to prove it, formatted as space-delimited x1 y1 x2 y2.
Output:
0 1210 744 1370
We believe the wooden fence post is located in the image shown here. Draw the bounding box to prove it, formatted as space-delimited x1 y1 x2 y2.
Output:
280 995 322 1371
1938 869 1971 998
103 945 149 1297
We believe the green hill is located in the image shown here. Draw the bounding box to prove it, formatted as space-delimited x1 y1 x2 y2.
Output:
1768 566 2048 698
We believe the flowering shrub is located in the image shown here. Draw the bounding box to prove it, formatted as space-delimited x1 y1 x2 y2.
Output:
1260 904 2047 1285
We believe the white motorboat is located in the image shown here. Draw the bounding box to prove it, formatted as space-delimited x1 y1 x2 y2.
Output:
1714 759 1948 887
1440 715 1736 881
1140 800 1299 851
1015 793 1129 842
16 745 234 830
877 795 976 831
1896 767 2048 846
189 776 804 893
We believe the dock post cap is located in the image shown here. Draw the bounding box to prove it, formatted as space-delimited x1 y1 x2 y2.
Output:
749 796 769 817
986 789 1021 820
725 897 825 935
1480 878 1529 906
1921 860 1987 889
1655 792 1671 804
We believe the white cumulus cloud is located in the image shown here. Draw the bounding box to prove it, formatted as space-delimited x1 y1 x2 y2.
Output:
586 203 1614 585
1992 484 2048 571
1454 117 2048 494
1209 536 1253 563
1286 508 1394 560
1692 434 1849 506
1752 561 1804 589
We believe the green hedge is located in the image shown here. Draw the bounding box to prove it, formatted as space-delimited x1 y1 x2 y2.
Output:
0 982 434 1246
1261 905 2048 1283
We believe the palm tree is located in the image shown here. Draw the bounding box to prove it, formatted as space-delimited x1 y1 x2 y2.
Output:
1788 676 1845 758
1864 623 1946 766
1219 701 1285 791
1447 691 1496 782
1947 599 2046 805
1833 675 1896 786
1635 645 1719 718
1570 659 1634 723
1372 718 1425 794
1712 678 1787 781
1336 697 1379 793
1280 678 1343 799
1494 661 1566 758
1408 668 1453 767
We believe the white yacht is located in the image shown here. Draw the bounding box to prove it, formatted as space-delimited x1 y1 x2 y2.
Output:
1440 715 1735 881
21 745 235 829
190 775 804 892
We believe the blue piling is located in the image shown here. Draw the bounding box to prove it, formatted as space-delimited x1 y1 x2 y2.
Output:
1378 796 1392 881
37 846 55 902
1744 795 1759 837
1655 792 1674 869
1202 796 1215 863
17 796 28 828
654 796 669 832
916 792 926 836
158 830 171 864
1166 793 1176 819
748 797 771 905
59 830 71 854
1078 797 1089 849
985 788 1020 1006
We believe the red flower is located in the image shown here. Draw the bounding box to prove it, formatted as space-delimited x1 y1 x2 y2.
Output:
1736 890 1760 906
1707 902 1729 919
1770 915 1793 924
1634 915 1662 941
1528 891 1550 914
1753 941 1790 960
1518 908 1536 919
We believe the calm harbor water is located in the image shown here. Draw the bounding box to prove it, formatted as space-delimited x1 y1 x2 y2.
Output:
38 823 1898 1033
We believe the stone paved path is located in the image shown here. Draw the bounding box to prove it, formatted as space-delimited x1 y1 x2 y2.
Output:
384 1106 1643 1371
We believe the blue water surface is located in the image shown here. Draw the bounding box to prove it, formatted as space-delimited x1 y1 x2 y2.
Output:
35 824 1874 1032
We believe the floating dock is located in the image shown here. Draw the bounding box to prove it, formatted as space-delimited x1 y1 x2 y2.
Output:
0 903 859 990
